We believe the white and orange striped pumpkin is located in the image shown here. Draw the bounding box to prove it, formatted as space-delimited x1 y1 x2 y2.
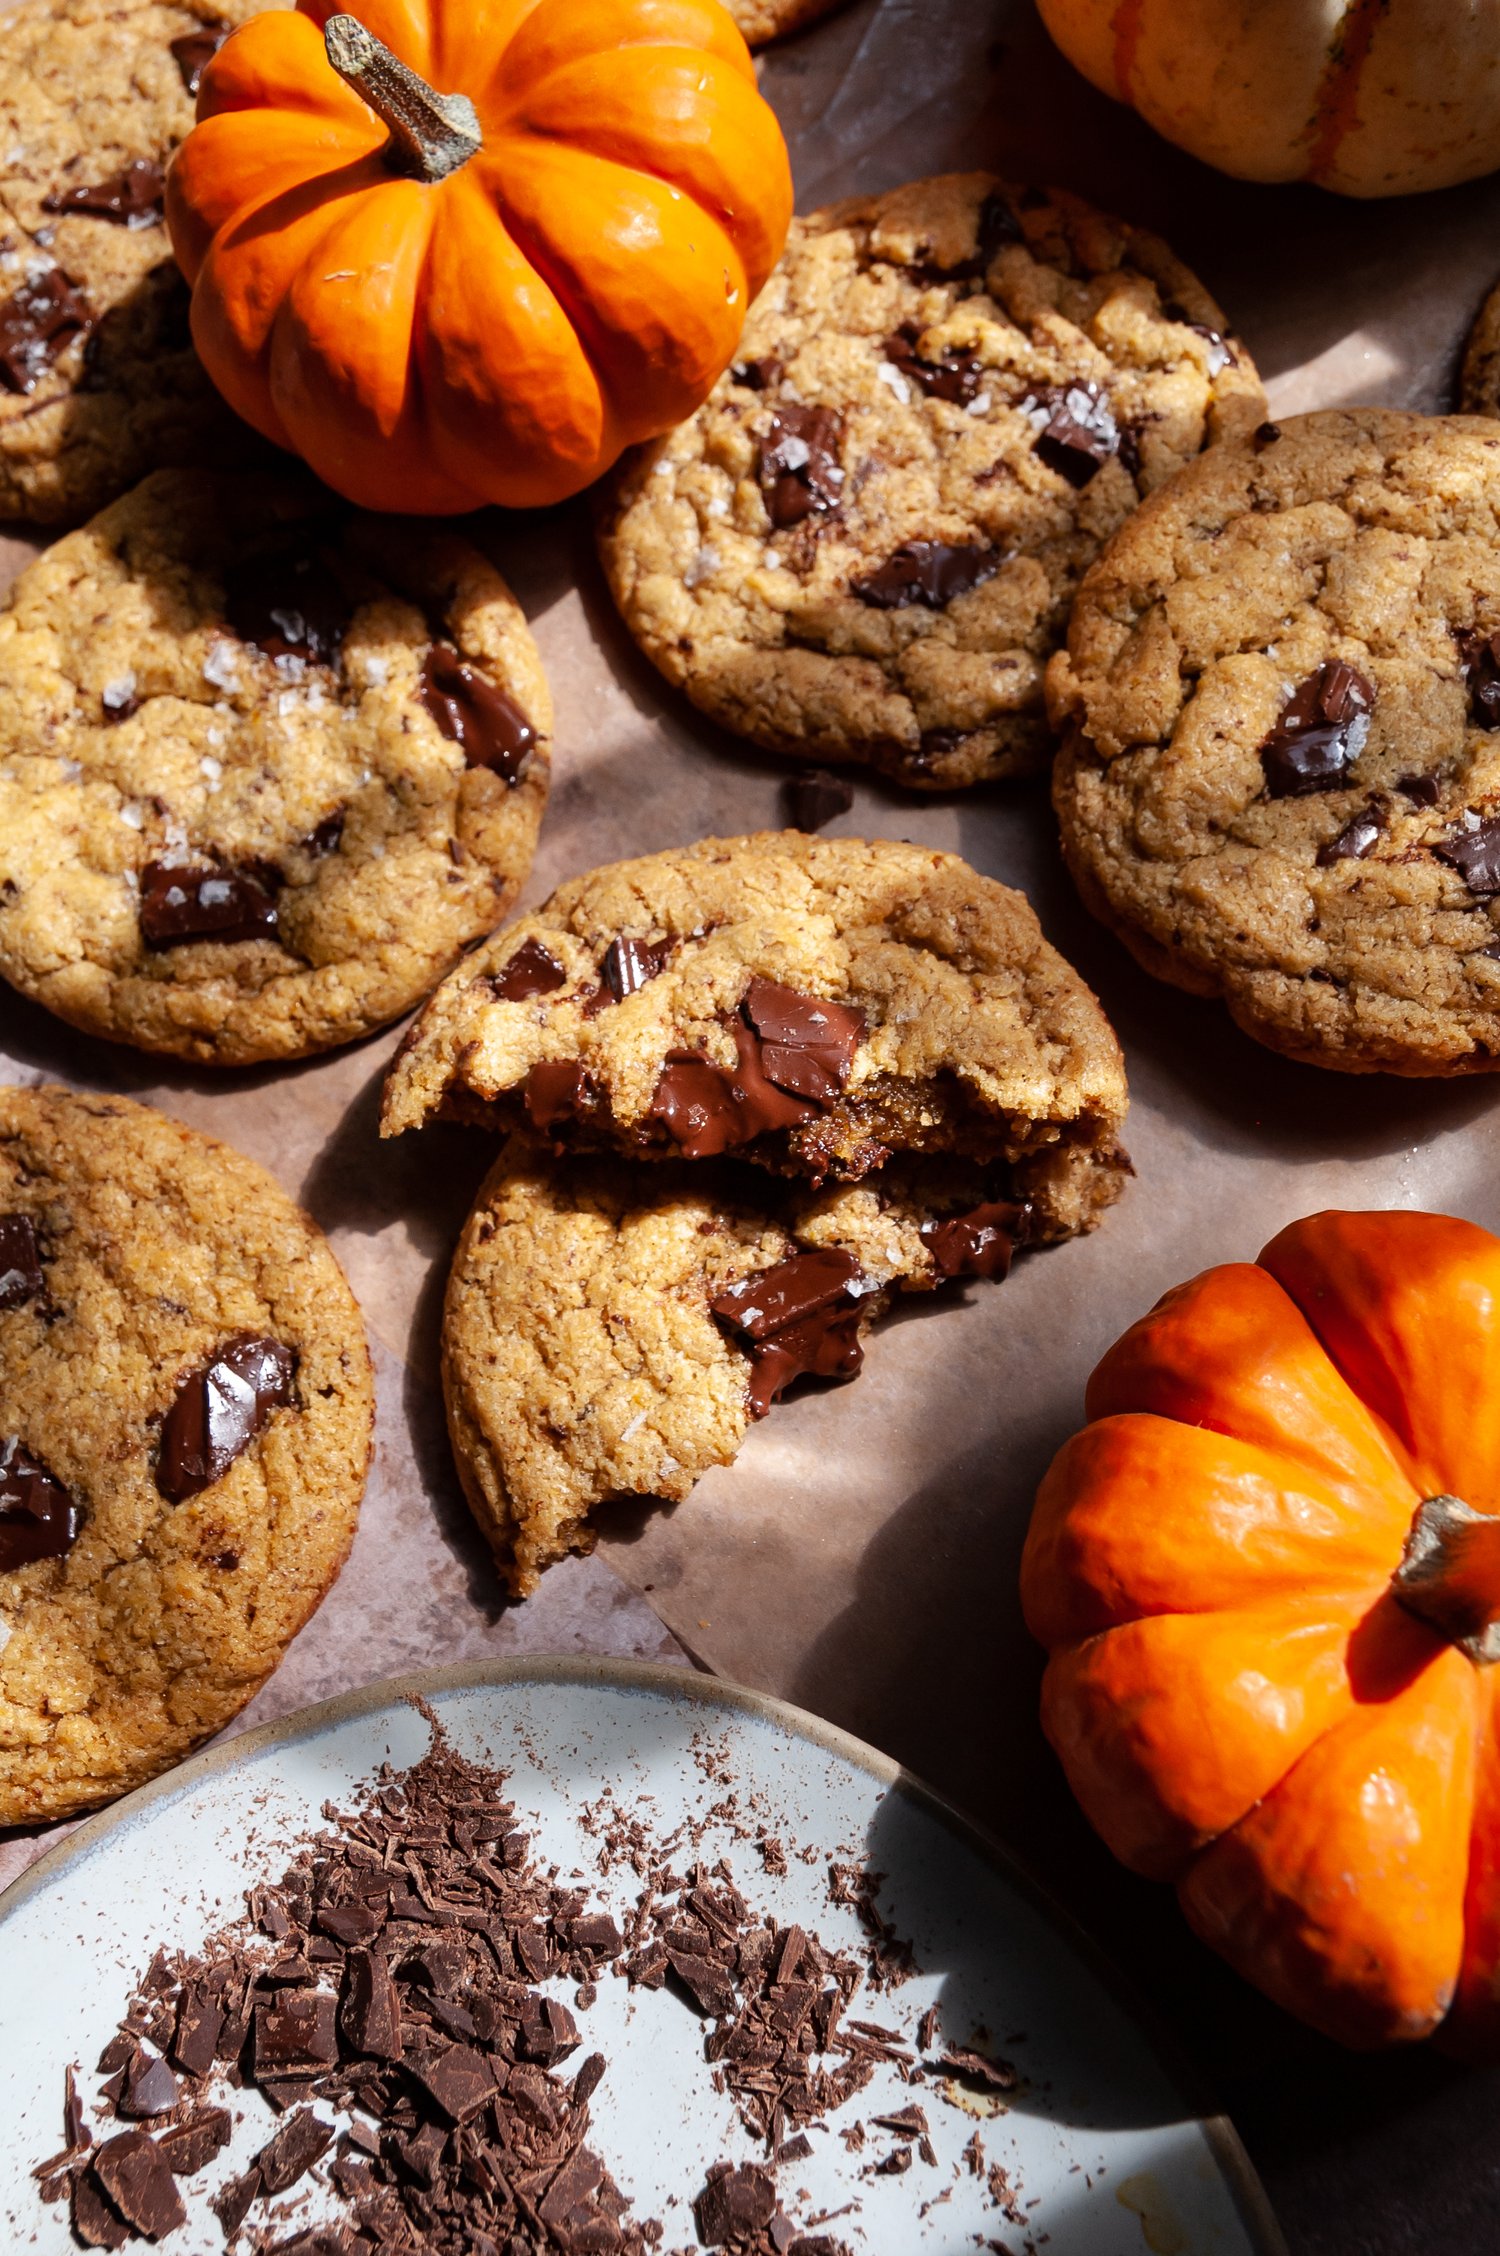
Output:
1036 0 1500 198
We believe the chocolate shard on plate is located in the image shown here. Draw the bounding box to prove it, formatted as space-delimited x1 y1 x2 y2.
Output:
853 539 999 612
170 25 227 93
758 404 845 530
211 2166 261 2239
921 1199 1024 1281
0 266 92 394
742 979 864 1103
255 2105 335 2195
1316 800 1388 866
1016 380 1120 486
1436 815 1500 895
1260 660 1374 797
154 2106 231 2175
118 2049 178 2119
156 1334 296 1502
42 158 164 228
489 937 567 1002
881 323 986 406
524 1059 592 1133
573 2052 607 2107
0 1434 84 1570
138 857 280 948
408 2041 496 2122
518 1994 581 2066
785 770 854 833
566 1911 623 1956
1459 627 1500 729
72 2167 128 2250
0 1213 43 1308
601 934 670 1002
695 2161 778 2246
92 2131 187 2240
252 1988 339 2079
938 2043 1018 2090
315 1899 382 1947
421 643 536 782
667 1948 738 2017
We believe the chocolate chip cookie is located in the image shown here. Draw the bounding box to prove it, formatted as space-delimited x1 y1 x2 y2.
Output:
597 173 1264 790
724 0 846 42
0 1084 373 1823
0 468 553 1064
1050 407 1500 1075
445 1142 1073 1594
1461 278 1500 420
0 0 277 525
382 831 1130 1227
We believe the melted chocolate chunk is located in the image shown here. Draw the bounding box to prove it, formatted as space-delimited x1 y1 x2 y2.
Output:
43 159 163 228
223 546 351 668
785 769 854 832
977 187 1023 258
601 934 670 1002
1161 303 1233 373
1260 661 1374 797
490 938 567 1002
733 355 782 391
0 1213 43 1308
1437 816 1500 895
854 540 999 611
91 2133 186 2240
1398 772 1442 806
170 25 227 94
421 644 536 783
0 1436 83 1570
1459 628 1500 728
139 858 279 947
1017 380 1119 485
0 265 92 394
882 324 985 406
921 1199 1024 1280
742 979 864 1104
758 404 845 530
303 808 344 858
1317 801 1387 865
524 1060 591 1132
156 1335 296 1503
712 1249 867 1421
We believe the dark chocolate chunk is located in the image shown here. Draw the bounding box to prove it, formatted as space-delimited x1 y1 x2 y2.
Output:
758 404 845 529
170 25 227 93
1017 380 1120 485
668 1948 737 2017
695 2161 777 2245
1253 420 1282 450
341 1949 403 2060
733 354 782 391
1459 627 1500 728
314 1899 382 1947
566 1911 623 1956
72 2168 128 2250
1316 801 1387 865
304 808 344 858
1437 816 1500 895
223 545 351 668
1260 661 1374 797
0 1435 83 1570
155 2106 231 2174
882 323 986 406
650 1016 814 1159
0 1213 43 1308
211 2166 261 2238
921 1199 1023 1280
712 1249 866 1418
91 2131 187 2240
43 159 164 228
573 2052 607 2107
408 2041 496 2122
253 1988 339 2078
0 266 92 393
742 979 864 1103
518 1995 581 2066
256 2105 334 2195
1398 771 1442 806
489 937 567 1002
938 2043 1018 2090
138 857 280 947
523 1059 592 1132
421 644 536 782
977 187 1022 257
119 2049 177 2119
785 770 853 832
156 1334 295 1502
601 934 670 1002
853 539 999 611
1161 303 1234 374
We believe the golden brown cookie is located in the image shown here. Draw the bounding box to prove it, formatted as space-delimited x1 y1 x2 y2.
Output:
597 173 1264 789
1460 276 1500 419
1051 407 1500 1075
0 469 553 1065
723 0 846 42
0 1084 374 1823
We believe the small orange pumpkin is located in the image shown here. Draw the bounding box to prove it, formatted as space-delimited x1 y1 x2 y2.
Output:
166 0 792 513
1021 1209 1500 2053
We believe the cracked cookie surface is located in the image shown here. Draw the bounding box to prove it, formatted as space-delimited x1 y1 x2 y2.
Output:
0 0 277 525
1051 408 1500 1075
0 1084 373 1823
597 172 1263 790
0 468 552 1064
382 830 1130 1229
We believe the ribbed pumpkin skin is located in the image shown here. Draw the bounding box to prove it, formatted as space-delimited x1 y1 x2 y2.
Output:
1036 0 1500 198
1021 1209 1500 2054
166 0 793 512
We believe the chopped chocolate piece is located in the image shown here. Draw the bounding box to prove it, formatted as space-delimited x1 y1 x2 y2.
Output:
119 2048 178 2118
256 2105 335 2195
72 2167 128 2250
778 2132 814 2164
341 1948 404 2060
712 1250 866 1419
785 770 854 832
1260 661 1374 797
566 1911 623 1956
573 2052 607 2107
873 2103 929 2135
0 1434 83 1569
882 324 986 406
1016 380 1119 485
156 1334 295 1502
1317 801 1387 865
1398 771 1442 806
253 1988 339 2078
314 1899 381 1948
212 2166 261 2238
490 938 567 1002
65 2066 90 2153
92 2131 187 2239
304 808 345 858
524 1059 592 1133
518 1995 580 2066
421 644 536 782
138 858 280 947
0 1214 43 1308
223 545 351 668
853 539 999 611
1252 420 1281 450
601 934 670 1002
98 2032 136 2075
875 2144 913 2174
696 2161 777 2245
938 2044 1017 2090
743 980 864 1103
0 266 92 393
759 404 845 529
170 1983 225 2077
155 2106 231 2174
408 2041 496 2121
1437 816 1500 895
668 1948 738 2017
921 1200 1023 1281
1459 627 1500 728
977 187 1022 257
43 158 164 228
734 355 783 391
170 26 227 93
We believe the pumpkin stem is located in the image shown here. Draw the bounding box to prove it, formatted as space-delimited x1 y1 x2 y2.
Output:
1393 1494 1500 1664
324 13 481 185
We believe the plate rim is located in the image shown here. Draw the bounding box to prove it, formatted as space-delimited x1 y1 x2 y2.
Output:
0 1652 1288 2256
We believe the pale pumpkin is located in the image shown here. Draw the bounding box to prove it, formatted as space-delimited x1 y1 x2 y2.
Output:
166 0 793 513
1036 0 1500 198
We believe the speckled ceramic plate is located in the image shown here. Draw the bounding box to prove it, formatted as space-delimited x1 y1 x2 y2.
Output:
0 1659 1284 2254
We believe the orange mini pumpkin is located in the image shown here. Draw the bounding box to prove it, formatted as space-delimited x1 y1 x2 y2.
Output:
1021 1209 1500 2053
166 0 793 513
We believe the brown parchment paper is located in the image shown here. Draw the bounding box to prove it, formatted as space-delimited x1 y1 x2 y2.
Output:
9 5 1500 2244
